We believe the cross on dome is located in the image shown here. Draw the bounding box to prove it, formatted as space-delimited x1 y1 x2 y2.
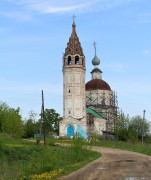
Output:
72 14 76 23
93 41 97 56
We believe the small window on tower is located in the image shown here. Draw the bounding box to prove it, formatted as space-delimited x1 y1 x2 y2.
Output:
69 111 71 114
75 56 80 64
68 56 72 65
68 89 71 93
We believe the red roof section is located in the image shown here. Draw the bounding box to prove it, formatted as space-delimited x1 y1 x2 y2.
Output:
85 79 111 91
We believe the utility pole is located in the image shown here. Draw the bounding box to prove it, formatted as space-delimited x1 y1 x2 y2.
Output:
42 90 46 146
141 109 146 146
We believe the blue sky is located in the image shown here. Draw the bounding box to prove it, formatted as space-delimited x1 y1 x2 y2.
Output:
0 0 151 121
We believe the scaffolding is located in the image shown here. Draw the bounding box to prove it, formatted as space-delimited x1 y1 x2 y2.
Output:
86 90 119 132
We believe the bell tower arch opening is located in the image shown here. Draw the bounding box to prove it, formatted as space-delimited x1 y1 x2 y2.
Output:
68 56 72 65
75 55 80 64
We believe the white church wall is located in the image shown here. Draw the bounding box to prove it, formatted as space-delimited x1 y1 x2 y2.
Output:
93 118 106 135
63 67 86 119
59 117 87 138
86 90 112 106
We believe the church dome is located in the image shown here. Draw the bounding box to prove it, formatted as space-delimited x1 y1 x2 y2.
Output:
92 55 100 66
85 79 111 91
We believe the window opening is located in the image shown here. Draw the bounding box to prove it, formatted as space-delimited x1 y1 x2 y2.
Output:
68 56 72 65
75 56 80 64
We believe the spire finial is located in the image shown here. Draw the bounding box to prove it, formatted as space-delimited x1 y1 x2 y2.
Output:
92 41 100 66
72 14 76 24
93 41 97 56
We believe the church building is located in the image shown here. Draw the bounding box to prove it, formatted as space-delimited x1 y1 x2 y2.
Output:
59 19 118 138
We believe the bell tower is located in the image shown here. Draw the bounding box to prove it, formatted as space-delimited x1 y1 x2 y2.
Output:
63 18 86 119
60 17 87 138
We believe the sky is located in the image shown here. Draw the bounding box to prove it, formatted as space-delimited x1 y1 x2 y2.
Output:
0 0 151 121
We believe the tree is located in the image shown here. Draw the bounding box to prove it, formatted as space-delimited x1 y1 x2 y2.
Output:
115 111 130 130
129 115 150 139
23 111 40 138
115 112 140 143
0 102 24 137
44 109 62 134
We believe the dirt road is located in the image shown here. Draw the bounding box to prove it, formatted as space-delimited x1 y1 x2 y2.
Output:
59 146 151 180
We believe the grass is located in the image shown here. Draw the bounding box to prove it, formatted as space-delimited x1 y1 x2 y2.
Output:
55 138 151 156
89 139 151 156
1 133 150 179
0 133 101 180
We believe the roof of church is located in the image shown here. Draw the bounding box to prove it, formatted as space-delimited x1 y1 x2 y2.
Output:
86 107 106 120
64 21 84 56
85 79 111 91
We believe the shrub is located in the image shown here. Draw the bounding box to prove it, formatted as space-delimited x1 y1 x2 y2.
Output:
88 133 101 143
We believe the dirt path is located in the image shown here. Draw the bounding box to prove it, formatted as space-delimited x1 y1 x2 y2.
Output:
59 146 151 180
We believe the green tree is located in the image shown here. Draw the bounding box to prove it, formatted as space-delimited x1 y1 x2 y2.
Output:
115 112 139 143
44 109 62 134
23 111 40 138
129 115 150 139
115 111 130 130
144 134 151 143
0 102 24 137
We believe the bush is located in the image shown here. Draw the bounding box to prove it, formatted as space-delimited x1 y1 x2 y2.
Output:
115 128 138 143
88 133 101 143
144 134 151 143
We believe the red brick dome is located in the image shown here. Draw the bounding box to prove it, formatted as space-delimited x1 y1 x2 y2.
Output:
85 79 111 91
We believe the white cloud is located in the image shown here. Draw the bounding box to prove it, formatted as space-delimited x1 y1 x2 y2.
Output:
8 0 139 14
143 49 151 56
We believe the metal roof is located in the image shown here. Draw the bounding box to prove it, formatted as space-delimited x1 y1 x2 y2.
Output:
86 107 106 120
86 79 111 91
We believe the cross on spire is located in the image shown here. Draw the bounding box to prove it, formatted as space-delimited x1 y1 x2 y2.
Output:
72 14 76 23
93 41 97 56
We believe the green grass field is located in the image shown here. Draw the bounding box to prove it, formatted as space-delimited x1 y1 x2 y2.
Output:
55 138 151 156
88 139 151 156
0 134 101 180
1 133 151 179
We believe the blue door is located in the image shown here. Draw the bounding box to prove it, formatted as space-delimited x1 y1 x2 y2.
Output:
67 125 74 136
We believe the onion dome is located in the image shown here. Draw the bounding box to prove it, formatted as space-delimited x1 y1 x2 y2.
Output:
92 55 100 66
92 41 100 66
85 79 111 91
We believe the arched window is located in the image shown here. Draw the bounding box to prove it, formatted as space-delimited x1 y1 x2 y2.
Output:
75 56 80 64
68 56 72 65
